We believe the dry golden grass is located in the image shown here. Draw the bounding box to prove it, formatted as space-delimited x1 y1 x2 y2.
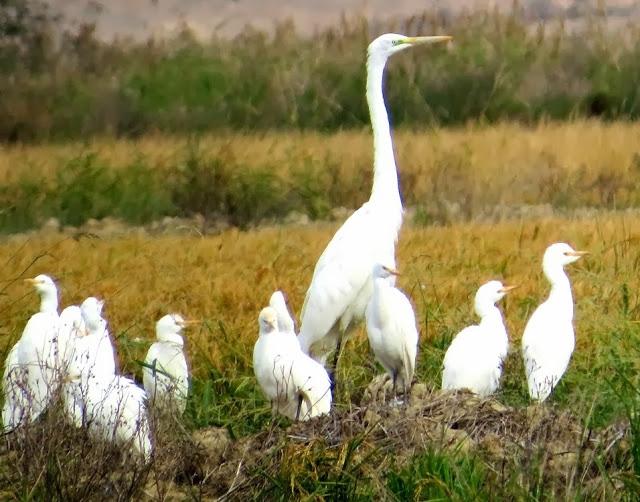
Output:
3 121 639 221
1 212 638 386
0 120 637 185
1 212 639 498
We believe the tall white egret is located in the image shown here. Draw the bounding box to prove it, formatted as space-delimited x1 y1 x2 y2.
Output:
522 242 588 402
253 307 332 421
442 280 515 397
365 264 419 399
297 33 452 377
143 313 192 414
269 290 300 350
3 275 60 429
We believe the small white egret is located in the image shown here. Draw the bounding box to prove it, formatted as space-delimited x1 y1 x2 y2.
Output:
63 371 153 461
298 33 452 378
253 307 331 421
522 242 588 402
365 264 419 399
3 275 61 428
442 281 516 397
269 290 300 350
143 313 192 414
72 297 117 381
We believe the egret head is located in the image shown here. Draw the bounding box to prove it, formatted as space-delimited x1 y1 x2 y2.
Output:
156 313 190 342
269 290 295 333
25 274 57 295
372 263 399 280
544 242 588 269
258 307 279 335
475 280 516 310
80 296 105 331
269 291 288 312
367 33 452 62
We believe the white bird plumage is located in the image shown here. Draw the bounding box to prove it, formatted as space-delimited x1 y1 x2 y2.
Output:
3 275 60 429
522 242 588 402
71 297 117 382
365 264 419 398
143 313 190 414
269 291 300 351
297 33 452 372
442 280 515 397
253 307 332 421
63 371 153 461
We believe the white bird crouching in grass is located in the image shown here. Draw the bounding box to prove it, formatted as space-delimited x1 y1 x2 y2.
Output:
365 264 419 400
297 33 452 380
254 307 332 421
143 313 192 415
3 275 61 429
63 370 153 462
522 242 588 402
442 280 515 397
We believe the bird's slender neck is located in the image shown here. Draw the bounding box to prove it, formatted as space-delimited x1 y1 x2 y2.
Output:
159 333 184 347
544 264 574 318
366 54 402 213
39 289 58 314
477 304 503 329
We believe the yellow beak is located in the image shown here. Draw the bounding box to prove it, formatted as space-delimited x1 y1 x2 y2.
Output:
24 278 38 285
566 250 589 257
382 266 400 276
499 285 518 293
179 319 200 327
405 35 453 45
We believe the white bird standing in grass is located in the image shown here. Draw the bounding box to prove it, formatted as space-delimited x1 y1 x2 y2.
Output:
254 307 332 421
297 33 452 379
143 313 192 414
365 264 419 399
522 242 588 402
442 280 516 397
3 275 60 429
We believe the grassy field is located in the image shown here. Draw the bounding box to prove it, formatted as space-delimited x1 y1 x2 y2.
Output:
1 211 640 498
2 120 640 233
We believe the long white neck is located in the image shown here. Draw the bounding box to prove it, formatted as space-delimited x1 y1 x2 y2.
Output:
544 264 574 319
39 289 58 314
478 304 504 331
158 333 184 347
366 54 402 214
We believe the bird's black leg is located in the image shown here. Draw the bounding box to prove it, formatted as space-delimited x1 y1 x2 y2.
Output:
295 394 303 421
392 371 398 399
329 335 343 393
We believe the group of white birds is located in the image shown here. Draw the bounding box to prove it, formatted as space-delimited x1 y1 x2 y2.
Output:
251 34 588 420
1 32 589 460
2 274 192 461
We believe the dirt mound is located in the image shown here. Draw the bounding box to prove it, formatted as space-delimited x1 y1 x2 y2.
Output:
190 380 629 498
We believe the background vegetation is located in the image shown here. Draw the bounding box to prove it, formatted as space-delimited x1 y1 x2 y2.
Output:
1 1 640 142
1 121 640 234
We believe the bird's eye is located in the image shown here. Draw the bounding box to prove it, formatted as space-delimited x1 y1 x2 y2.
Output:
392 40 401 46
